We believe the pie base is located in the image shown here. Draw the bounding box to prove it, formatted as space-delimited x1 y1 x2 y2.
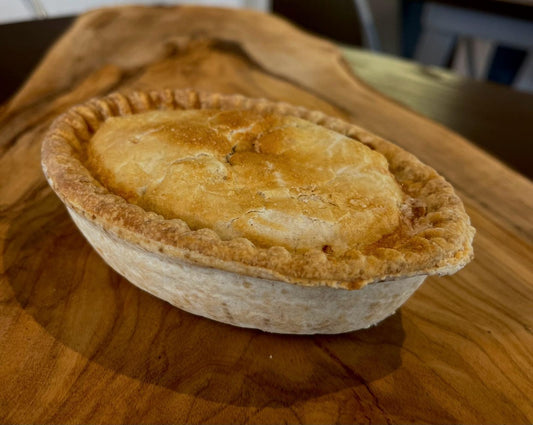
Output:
41 89 473 334
68 206 425 334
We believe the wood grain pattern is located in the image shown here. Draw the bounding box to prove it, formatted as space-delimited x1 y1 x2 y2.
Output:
1 6 532 424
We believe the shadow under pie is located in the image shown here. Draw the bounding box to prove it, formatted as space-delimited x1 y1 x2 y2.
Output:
5 195 406 408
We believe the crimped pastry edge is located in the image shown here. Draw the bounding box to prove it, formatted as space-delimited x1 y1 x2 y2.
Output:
41 89 475 289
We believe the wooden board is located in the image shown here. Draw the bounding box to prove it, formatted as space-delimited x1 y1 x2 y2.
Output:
1 6 532 424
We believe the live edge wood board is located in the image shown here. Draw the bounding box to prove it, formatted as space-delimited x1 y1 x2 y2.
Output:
0 6 532 424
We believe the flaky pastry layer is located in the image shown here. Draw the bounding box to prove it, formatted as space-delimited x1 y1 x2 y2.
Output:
87 109 404 254
42 89 475 289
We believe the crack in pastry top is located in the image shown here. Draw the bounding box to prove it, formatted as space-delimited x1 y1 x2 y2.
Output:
86 109 406 254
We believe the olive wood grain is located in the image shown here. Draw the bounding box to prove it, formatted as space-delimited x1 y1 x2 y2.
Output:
0 6 532 424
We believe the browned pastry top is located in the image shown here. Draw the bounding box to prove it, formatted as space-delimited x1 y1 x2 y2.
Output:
87 109 405 254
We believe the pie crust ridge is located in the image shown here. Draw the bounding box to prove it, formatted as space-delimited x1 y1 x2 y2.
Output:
41 89 475 289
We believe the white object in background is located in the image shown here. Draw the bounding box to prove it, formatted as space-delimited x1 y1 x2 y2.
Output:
353 0 381 51
23 0 47 18
0 0 35 23
414 2 533 92
0 0 271 24
41 0 268 17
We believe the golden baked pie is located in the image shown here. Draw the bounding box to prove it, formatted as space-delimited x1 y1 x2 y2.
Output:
42 89 474 334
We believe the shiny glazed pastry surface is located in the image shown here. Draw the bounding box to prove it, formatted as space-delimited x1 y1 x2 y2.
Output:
87 109 405 254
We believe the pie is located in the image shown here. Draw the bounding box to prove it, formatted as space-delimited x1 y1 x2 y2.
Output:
42 89 474 334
